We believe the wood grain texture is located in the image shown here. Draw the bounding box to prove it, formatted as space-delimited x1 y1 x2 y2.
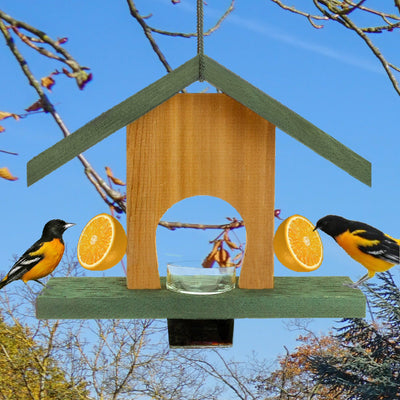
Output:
36 276 366 319
126 94 275 289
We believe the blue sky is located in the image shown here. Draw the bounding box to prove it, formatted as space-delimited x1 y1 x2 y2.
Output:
1 0 400 360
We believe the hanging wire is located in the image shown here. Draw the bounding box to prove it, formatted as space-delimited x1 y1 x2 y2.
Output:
197 0 205 81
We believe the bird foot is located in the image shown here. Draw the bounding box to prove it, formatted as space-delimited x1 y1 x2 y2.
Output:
343 273 370 289
343 281 360 289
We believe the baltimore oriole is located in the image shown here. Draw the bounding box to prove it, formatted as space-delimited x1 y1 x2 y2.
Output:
314 215 400 288
0 219 74 289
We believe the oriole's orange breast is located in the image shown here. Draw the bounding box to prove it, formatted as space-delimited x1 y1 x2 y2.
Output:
336 230 394 274
22 239 65 282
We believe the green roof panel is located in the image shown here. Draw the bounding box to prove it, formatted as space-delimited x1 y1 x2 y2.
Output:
27 55 371 186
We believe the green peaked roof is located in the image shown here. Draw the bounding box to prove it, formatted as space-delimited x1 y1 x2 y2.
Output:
27 54 371 186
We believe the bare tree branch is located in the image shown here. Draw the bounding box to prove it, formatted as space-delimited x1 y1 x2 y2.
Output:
396 0 400 15
159 219 244 231
126 0 174 73
312 0 400 95
0 10 126 213
271 0 328 29
0 9 91 89
271 0 400 96
150 1 235 38
339 13 400 95
126 0 235 74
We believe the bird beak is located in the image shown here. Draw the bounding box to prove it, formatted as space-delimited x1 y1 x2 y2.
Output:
64 223 75 230
313 225 318 231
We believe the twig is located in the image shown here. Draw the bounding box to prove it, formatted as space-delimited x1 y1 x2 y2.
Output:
158 219 244 231
316 0 400 32
126 0 173 73
270 0 328 29
342 0 400 22
149 1 235 37
335 0 367 16
272 0 400 90
310 0 400 95
0 149 18 156
396 0 400 15
0 16 126 212
0 9 91 89
126 0 235 74
340 13 400 95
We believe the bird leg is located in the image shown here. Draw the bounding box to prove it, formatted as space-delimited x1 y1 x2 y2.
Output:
343 273 370 289
33 279 46 287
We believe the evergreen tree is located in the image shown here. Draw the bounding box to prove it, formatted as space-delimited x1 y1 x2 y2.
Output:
309 272 400 399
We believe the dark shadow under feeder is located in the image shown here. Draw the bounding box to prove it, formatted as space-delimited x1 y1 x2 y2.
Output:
168 319 234 348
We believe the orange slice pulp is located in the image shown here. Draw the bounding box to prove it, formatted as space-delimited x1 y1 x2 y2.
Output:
273 214 323 272
77 213 127 271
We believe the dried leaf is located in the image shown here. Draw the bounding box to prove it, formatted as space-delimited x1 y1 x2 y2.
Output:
201 255 215 269
105 166 126 186
224 230 239 250
0 111 20 122
0 112 20 133
215 247 232 267
25 100 44 112
210 240 222 257
0 167 18 181
202 240 222 268
41 75 56 91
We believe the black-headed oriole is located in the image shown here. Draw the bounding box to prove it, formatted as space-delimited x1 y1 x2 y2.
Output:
315 215 400 288
0 219 74 289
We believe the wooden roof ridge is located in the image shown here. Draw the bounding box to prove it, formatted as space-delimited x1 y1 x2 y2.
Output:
27 54 371 186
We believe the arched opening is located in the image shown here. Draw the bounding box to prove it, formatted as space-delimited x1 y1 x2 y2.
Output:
156 196 247 278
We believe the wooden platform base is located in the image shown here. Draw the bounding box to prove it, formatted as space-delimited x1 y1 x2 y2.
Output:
36 276 366 320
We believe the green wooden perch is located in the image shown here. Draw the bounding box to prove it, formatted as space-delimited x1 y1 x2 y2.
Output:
36 277 365 320
29 6 369 331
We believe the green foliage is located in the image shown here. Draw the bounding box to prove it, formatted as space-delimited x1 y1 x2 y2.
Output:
309 271 400 399
0 315 90 400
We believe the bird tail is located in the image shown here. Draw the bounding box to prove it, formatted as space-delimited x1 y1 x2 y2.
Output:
0 276 10 290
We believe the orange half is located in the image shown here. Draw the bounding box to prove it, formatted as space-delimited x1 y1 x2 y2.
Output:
273 214 323 272
77 213 127 271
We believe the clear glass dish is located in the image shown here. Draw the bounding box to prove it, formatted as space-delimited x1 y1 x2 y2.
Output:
166 263 236 295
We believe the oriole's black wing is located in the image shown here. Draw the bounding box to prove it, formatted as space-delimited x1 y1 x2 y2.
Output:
350 222 400 264
0 239 44 286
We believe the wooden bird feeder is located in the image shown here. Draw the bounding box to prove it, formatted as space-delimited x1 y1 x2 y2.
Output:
29 4 368 338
